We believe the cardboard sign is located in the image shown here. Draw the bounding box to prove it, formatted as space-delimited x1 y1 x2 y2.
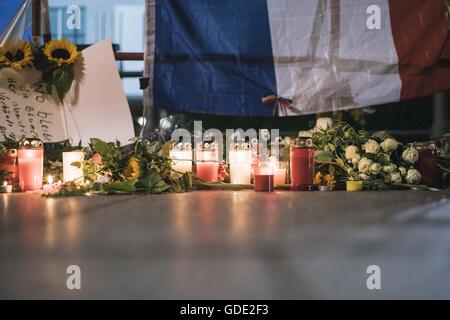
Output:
0 39 135 146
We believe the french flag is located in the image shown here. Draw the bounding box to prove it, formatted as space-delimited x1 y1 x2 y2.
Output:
148 0 450 117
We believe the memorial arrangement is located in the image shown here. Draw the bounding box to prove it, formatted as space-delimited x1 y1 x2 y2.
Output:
1 117 449 197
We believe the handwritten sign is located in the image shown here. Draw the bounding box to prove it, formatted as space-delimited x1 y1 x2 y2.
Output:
0 69 66 142
0 40 134 146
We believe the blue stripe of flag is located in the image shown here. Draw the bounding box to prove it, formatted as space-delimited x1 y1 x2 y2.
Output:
153 0 277 117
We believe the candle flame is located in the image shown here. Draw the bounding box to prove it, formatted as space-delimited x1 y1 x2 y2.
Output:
47 175 53 185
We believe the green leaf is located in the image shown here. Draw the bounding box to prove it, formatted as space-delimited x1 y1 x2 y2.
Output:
139 174 170 194
103 179 137 193
90 138 110 155
53 67 74 102
315 150 335 162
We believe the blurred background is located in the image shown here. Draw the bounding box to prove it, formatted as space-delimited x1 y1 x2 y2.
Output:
1 0 449 142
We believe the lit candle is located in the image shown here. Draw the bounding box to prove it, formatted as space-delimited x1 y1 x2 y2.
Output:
269 156 288 186
63 151 84 183
18 138 44 192
43 175 54 195
229 145 252 184
254 162 274 192
0 181 13 193
195 144 219 183
170 143 193 174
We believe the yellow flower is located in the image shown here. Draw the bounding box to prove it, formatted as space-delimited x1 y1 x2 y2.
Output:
43 39 80 66
122 157 141 180
323 174 336 190
313 172 323 185
1 40 33 70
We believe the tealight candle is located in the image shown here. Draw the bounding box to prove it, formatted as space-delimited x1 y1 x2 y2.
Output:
229 148 252 184
63 151 84 183
0 181 13 193
195 147 219 183
43 175 54 195
170 144 193 174
18 138 44 192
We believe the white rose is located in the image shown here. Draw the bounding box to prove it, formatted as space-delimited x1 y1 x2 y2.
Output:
345 145 359 160
96 175 110 184
398 167 407 177
389 172 402 184
369 162 382 175
315 117 333 131
380 138 399 153
363 139 381 154
383 164 396 174
298 131 313 138
402 147 419 164
405 169 421 184
358 158 373 173
351 153 362 165
359 173 370 181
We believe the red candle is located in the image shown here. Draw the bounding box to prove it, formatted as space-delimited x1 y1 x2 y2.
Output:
18 138 44 192
415 144 437 187
0 149 18 185
195 149 219 182
290 138 315 191
254 163 274 192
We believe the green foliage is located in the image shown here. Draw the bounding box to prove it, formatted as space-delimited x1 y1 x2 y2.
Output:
48 138 193 197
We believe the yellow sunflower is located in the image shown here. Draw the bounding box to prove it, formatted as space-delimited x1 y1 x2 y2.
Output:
2 40 33 71
43 39 80 66
122 157 141 180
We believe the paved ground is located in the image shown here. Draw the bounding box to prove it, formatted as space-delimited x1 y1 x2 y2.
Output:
1 190 450 299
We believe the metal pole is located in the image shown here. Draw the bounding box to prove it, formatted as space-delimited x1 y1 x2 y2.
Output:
32 0 41 46
431 92 450 138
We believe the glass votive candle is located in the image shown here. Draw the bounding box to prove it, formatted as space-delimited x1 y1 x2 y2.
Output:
254 162 274 192
18 138 44 192
229 146 252 184
195 145 219 182
273 161 288 186
63 151 85 182
0 149 18 186
290 137 315 191
170 143 193 174
414 142 437 187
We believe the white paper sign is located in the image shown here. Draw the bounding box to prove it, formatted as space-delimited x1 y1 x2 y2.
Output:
0 39 135 146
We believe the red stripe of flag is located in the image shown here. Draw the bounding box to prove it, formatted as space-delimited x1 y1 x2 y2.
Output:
389 0 450 100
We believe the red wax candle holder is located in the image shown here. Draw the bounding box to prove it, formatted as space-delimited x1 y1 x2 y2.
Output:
290 137 315 191
254 163 274 192
18 138 44 192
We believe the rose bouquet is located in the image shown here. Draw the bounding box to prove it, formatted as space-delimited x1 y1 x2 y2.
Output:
310 118 424 189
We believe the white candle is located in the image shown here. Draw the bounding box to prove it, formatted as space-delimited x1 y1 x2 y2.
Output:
0 181 13 193
170 149 193 173
269 157 288 186
43 175 54 195
229 149 252 184
274 167 287 186
63 151 84 183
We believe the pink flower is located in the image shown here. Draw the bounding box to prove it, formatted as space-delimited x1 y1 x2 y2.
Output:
92 153 102 165
218 163 228 182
